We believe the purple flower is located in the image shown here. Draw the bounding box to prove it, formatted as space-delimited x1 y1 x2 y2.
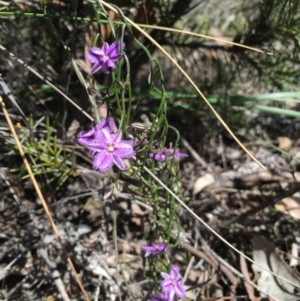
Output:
151 294 169 301
149 148 188 161
77 118 115 147
161 266 186 301
87 128 135 173
86 41 125 74
141 243 168 257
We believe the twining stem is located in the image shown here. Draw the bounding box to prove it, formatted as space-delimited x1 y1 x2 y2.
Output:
0 11 271 54
100 0 266 170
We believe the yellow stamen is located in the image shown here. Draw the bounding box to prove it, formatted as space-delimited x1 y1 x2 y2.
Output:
107 145 114 152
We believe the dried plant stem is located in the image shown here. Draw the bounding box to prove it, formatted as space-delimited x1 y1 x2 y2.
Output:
141 164 300 291
204 243 282 301
112 210 122 301
0 11 273 55
139 24 273 55
0 44 93 122
39 248 71 301
100 0 266 170
0 96 90 301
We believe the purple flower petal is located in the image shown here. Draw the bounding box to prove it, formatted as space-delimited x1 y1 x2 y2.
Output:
77 129 95 146
149 148 188 161
161 272 170 280
160 265 186 300
107 41 119 56
151 294 168 301
78 121 134 173
156 153 167 161
174 283 186 299
102 128 113 143
102 64 110 74
86 41 125 74
85 141 106 152
168 290 175 301
170 266 180 278
86 51 98 64
90 61 103 74
106 60 117 68
90 47 104 56
161 279 173 291
78 118 117 150
141 245 153 251
113 130 122 143
141 243 168 257
102 42 109 54
106 118 116 133
117 140 134 147
108 41 124 57
93 152 113 172
113 154 126 170
174 151 188 158
114 141 135 158
141 245 155 257
97 117 115 133
114 147 135 158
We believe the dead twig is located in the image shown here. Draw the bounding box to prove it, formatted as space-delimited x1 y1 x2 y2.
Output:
180 136 208 168
222 183 300 227
180 242 237 286
0 96 90 301
240 253 261 301
0 252 24 281
39 248 71 301
202 240 282 301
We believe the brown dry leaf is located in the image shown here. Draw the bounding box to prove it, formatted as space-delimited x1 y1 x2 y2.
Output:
193 173 215 195
66 119 80 138
187 269 199 282
275 197 300 219
240 253 261 301
107 254 136 265
252 235 300 301
278 137 292 150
